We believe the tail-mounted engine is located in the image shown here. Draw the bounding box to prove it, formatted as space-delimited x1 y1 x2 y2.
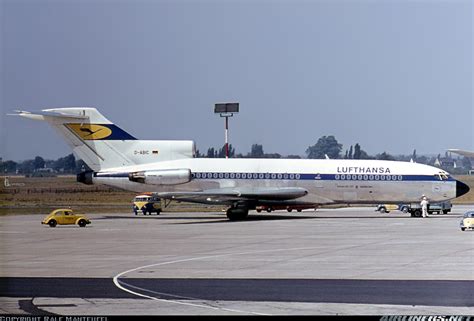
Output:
129 169 191 185
77 171 94 185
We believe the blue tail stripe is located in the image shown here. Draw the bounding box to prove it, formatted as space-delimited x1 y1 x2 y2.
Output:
101 124 136 140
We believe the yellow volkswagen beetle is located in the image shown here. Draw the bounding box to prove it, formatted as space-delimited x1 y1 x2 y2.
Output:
460 211 474 231
42 209 91 228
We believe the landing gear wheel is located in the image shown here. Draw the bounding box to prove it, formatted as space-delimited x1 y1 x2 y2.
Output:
226 208 249 221
413 209 422 217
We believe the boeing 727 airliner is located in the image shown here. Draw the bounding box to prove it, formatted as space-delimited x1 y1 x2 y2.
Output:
13 108 470 220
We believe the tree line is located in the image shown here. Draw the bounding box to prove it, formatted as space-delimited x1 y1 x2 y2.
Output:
196 143 295 159
1 135 472 174
0 154 90 175
199 135 472 174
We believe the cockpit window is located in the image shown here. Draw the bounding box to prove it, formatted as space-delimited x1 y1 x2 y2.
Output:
435 172 450 181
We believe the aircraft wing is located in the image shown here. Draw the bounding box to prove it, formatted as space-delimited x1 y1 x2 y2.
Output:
157 187 309 205
448 149 474 159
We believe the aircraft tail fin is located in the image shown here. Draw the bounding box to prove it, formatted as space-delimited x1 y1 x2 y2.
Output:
12 107 195 171
448 149 474 159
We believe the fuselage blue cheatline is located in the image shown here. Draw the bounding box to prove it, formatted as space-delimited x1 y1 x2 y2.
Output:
12 107 470 220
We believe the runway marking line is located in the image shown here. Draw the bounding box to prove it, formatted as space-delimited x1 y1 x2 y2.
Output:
113 246 332 315
113 254 270 315
113 238 413 315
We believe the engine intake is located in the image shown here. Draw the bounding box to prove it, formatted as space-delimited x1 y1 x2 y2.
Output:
129 169 191 185
77 171 94 185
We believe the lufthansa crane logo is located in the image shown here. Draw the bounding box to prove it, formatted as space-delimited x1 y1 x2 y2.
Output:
66 124 113 140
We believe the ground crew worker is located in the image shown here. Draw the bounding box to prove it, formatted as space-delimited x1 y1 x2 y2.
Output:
421 196 429 218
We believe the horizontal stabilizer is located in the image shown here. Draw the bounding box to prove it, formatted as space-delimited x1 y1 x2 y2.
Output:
11 107 195 171
10 110 89 120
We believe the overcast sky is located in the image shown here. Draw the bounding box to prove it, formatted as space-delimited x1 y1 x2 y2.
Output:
1 0 472 161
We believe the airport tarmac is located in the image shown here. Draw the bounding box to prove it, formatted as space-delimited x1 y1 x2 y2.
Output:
1 205 473 315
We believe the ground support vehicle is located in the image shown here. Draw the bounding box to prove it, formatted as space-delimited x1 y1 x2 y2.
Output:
407 201 452 217
375 204 405 213
133 194 162 215
256 204 317 213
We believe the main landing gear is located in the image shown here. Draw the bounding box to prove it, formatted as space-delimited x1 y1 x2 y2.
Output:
226 206 249 221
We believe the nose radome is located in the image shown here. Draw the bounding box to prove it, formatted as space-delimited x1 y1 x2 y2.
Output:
456 180 470 198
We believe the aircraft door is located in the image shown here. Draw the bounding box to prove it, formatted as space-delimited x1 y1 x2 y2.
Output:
343 191 357 202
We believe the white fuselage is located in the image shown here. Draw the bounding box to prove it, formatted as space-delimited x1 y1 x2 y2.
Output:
94 158 457 204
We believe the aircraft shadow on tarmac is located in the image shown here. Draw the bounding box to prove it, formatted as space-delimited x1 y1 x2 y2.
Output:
171 214 320 224
95 213 460 225
99 214 317 224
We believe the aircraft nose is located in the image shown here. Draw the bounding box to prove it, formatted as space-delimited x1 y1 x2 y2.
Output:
456 180 470 198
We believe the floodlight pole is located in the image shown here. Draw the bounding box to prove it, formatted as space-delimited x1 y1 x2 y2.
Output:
219 113 233 159
214 103 239 159
225 116 229 159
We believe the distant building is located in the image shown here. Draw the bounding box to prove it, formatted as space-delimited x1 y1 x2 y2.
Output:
36 167 55 173
31 167 57 177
